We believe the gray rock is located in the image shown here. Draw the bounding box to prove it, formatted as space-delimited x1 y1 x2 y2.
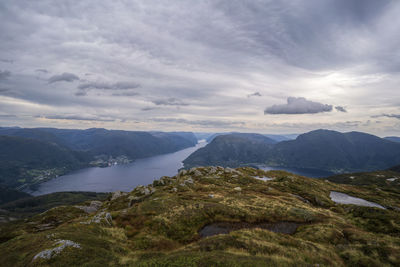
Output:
178 169 187 177
33 240 81 261
91 212 113 226
75 200 103 214
234 187 242 191
184 177 194 184
289 193 310 204
208 166 217 174
111 191 127 200
193 170 202 177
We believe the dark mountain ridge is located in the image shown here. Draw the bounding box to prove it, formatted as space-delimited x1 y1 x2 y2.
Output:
183 133 276 168
184 129 400 173
0 127 198 189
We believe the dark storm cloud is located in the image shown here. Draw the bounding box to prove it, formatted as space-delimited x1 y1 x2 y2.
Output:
48 73 79 83
0 70 11 80
78 81 140 90
335 106 347 112
247 92 262 98
264 97 333 115
151 98 189 106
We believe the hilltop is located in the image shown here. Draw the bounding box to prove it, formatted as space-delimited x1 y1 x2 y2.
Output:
0 167 399 266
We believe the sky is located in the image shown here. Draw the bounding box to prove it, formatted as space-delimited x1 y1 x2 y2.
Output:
0 0 399 136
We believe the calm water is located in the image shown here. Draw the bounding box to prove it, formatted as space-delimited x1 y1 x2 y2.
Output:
30 141 207 196
30 140 333 196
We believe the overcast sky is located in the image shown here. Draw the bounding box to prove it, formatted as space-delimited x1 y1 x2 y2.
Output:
0 0 399 136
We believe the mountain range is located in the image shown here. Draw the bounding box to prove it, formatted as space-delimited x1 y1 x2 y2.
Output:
184 129 400 173
0 127 197 189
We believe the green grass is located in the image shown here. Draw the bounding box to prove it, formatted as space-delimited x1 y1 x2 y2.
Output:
0 167 399 266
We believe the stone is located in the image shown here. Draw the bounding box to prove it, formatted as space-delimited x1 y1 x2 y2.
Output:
33 240 81 261
193 170 202 177
75 200 102 214
208 166 217 174
208 194 215 198
128 196 142 207
111 191 127 200
234 187 242 191
178 169 187 177
91 212 113 226
289 193 310 204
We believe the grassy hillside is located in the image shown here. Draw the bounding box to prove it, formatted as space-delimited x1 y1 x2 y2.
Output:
1 167 399 266
0 191 109 221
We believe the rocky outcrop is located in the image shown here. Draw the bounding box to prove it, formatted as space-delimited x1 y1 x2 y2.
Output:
75 200 102 213
111 191 127 200
33 240 81 261
90 212 113 226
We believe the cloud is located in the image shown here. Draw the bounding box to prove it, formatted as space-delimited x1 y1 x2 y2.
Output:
111 92 140 97
78 81 140 90
35 69 48 73
1 1 400 135
0 59 13 63
335 106 347 112
38 114 115 122
264 97 333 114
151 98 189 106
0 70 11 80
379 114 400 119
247 92 262 98
151 118 245 128
48 72 79 83
0 114 16 118
141 107 156 111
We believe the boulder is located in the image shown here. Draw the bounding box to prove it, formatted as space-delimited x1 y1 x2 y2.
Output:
33 240 81 261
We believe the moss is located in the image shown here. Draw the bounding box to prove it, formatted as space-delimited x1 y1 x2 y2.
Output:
1 167 400 266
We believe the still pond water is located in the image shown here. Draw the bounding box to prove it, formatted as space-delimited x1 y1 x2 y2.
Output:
30 141 333 196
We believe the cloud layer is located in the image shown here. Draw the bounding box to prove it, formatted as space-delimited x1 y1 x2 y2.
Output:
264 97 333 115
48 73 79 83
0 0 399 135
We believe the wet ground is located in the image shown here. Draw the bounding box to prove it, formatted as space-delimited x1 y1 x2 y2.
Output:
329 191 385 209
